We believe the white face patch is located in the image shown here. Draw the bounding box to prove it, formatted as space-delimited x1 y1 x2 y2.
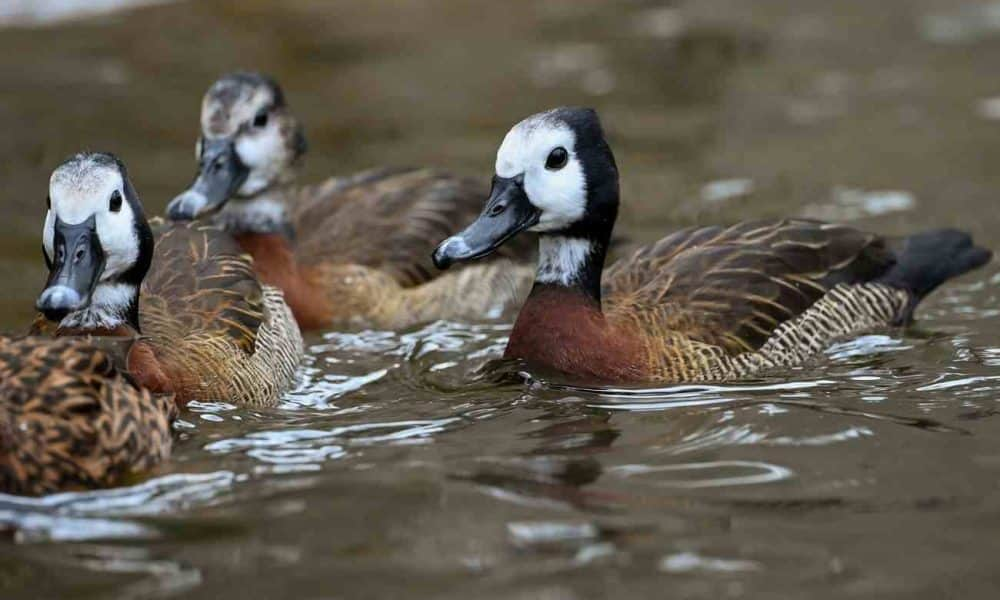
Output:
235 125 288 195
536 236 592 285
495 113 587 232
44 159 139 282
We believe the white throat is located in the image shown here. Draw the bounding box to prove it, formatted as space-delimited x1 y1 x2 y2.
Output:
59 282 137 331
536 236 592 286
213 192 289 235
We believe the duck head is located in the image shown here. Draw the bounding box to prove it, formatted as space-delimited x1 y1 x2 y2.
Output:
167 72 306 224
433 107 618 295
37 153 153 332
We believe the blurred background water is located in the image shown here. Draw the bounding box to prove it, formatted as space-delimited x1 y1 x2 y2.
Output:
2 1 1000 598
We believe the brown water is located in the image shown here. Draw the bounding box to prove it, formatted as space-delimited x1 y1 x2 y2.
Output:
3 1 1000 598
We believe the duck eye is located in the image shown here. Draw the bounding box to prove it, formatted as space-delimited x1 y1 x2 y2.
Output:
253 110 269 128
46 194 51 210
545 147 569 170
109 190 123 213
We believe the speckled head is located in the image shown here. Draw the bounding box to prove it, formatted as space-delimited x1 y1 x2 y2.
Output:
38 152 153 331
167 72 307 222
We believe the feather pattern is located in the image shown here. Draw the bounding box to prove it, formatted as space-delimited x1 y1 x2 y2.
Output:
231 167 537 329
291 167 535 287
139 221 302 405
0 336 175 496
603 219 895 355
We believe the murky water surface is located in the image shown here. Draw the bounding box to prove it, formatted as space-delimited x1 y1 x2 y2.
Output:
3 1 1000 598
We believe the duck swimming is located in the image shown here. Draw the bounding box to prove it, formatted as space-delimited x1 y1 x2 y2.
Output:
33 152 303 406
433 107 992 383
165 72 534 331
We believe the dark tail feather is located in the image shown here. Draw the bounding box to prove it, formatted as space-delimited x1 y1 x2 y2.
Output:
878 229 992 322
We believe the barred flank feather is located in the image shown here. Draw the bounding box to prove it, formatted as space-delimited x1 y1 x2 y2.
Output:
640 284 909 382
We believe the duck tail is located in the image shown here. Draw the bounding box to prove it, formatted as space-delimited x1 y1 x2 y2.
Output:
878 229 992 323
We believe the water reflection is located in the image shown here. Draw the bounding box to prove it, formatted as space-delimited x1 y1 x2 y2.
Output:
610 461 794 489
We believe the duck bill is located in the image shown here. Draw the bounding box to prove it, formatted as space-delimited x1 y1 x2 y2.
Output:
166 138 249 221
36 215 106 322
432 175 540 269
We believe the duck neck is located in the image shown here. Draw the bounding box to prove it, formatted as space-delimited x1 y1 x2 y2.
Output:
214 185 295 239
59 282 141 335
532 229 610 308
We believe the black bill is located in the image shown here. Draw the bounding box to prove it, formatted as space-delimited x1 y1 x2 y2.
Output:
432 175 540 269
36 214 105 321
166 138 249 221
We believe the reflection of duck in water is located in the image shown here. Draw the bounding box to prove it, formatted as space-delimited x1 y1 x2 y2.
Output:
450 406 623 511
167 72 535 330
434 107 992 383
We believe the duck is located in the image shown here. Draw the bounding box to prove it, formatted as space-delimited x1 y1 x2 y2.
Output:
32 152 303 406
432 107 992 383
0 335 175 496
165 71 535 331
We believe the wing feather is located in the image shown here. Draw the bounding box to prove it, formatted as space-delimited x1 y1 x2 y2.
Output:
604 219 896 354
141 222 264 355
288 167 535 287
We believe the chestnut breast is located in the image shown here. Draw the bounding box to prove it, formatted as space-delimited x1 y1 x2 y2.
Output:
235 232 334 331
505 286 647 382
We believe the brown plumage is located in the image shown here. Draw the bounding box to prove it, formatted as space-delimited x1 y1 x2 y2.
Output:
517 219 909 382
507 220 988 383
435 107 992 384
602 220 894 353
0 336 175 496
266 167 534 328
167 73 534 330
292 167 533 287
137 222 303 405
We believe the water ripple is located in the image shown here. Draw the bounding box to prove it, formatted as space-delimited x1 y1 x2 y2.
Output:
204 418 462 460
609 461 794 489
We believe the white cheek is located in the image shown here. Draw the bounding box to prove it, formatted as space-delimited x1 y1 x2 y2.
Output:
526 159 586 231
235 127 283 169
235 128 285 195
494 116 585 231
96 205 138 279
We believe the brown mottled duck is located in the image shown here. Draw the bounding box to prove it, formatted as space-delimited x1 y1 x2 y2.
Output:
0 335 175 496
